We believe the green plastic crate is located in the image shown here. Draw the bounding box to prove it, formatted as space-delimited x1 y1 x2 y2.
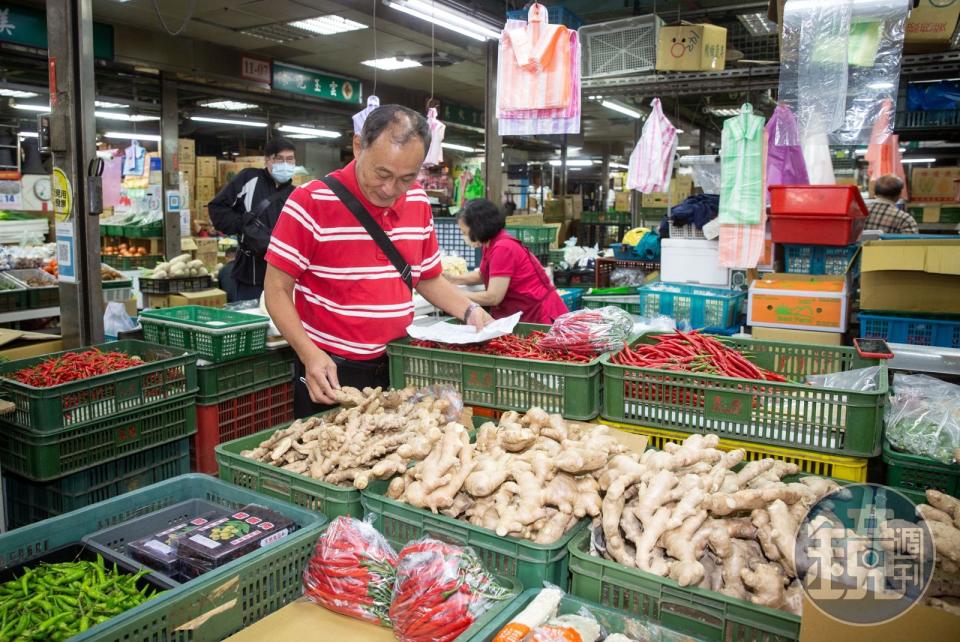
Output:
101 223 126 237
105 254 163 270
0 474 327 642
506 224 555 246
0 394 197 481
548 248 566 265
140 305 269 363
388 323 603 420
197 347 296 403
361 485 587 589
461 589 702 642
0 273 27 312
567 529 800 641
583 294 642 315
5 268 59 308
123 222 163 238
882 441 960 502
0 339 197 432
582 211 632 225
5 438 190 528
601 335 887 458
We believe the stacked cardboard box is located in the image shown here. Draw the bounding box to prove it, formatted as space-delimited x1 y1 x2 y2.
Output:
641 176 693 208
178 139 196 209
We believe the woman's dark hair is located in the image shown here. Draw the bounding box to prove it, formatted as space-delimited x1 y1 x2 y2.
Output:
459 198 506 243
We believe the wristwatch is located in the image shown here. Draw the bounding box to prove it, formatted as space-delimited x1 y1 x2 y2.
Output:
462 302 480 323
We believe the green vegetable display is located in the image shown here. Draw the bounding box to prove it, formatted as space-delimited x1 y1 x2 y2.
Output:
886 373 960 465
0 553 163 641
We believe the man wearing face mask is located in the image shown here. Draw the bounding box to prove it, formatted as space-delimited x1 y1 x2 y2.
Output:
208 137 298 301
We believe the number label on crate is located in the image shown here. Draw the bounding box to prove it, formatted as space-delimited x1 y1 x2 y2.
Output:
463 366 495 393
115 423 139 445
704 391 753 423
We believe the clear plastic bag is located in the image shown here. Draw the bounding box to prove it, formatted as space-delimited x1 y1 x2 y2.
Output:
885 373 960 465
609 268 648 287
409 385 466 424
540 307 635 356
302 516 398 626
806 366 883 392
390 538 512 642
103 301 137 339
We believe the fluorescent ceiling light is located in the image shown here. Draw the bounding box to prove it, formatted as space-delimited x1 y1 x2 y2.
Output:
441 142 479 152
289 15 367 35
867 81 894 90
191 116 267 127
609 162 629 169
676 146 691 151
569 167 583 171
12 103 50 113
201 100 258 111
548 159 595 167
738 12 777 37
95 100 127 109
901 158 937 163
18 132 38 138
362 57 421 70
0 88 39 98
277 124 340 138
104 132 161 142
95 111 159 122
601 100 641 119
384 0 500 42
675 129 685 134
284 134 318 139
854 147 907 156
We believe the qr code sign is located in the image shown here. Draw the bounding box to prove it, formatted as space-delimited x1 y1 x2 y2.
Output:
57 240 72 267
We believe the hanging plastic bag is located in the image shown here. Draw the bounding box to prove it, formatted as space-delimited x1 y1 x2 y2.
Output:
766 104 809 193
885 373 960 465
390 538 512 642
302 516 398 626
103 301 137 340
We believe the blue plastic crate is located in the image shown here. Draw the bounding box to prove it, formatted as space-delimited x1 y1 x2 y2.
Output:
637 282 745 329
507 5 583 29
783 244 859 275
434 217 482 270
860 313 960 349
558 288 584 311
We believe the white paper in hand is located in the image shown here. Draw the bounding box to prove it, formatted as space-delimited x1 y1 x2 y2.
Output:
406 312 522 345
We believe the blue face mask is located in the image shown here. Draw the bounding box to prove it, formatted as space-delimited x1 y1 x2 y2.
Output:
270 162 295 183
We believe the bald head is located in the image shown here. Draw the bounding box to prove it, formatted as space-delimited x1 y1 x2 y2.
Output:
359 104 431 153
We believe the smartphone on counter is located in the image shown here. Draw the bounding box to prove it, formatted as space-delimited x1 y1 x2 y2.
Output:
853 338 894 360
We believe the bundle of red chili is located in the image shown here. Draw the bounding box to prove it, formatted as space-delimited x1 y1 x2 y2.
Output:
410 331 592 363
538 307 634 356
389 539 511 642
302 516 398 626
611 331 788 382
9 349 144 387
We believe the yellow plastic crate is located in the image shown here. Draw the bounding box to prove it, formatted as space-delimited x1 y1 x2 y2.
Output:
599 419 868 482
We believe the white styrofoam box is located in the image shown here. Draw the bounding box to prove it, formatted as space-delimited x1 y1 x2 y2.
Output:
660 238 730 286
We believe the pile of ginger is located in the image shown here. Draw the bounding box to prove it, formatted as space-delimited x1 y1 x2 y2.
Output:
388 408 628 544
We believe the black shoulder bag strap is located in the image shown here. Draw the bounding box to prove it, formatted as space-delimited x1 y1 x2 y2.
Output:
321 175 413 291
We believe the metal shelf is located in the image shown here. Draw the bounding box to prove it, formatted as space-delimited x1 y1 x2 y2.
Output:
0 307 60 323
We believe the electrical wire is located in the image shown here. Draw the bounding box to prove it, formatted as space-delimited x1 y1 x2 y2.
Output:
429 0 436 103
373 0 379 96
151 0 197 37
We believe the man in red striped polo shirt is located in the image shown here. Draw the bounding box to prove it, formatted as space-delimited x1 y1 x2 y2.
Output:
264 105 492 417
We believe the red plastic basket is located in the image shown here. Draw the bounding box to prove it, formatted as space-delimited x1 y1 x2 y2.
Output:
768 185 868 246
192 381 295 474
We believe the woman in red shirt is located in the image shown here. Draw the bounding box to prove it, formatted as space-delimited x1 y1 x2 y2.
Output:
445 199 568 324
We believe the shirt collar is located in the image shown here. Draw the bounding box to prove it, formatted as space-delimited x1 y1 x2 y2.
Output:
339 160 406 218
727 104 762 142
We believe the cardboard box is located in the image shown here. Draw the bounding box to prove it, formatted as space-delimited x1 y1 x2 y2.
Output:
177 138 195 165
543 199 566 221
195 178 217 207
910 167 960 202
798 594 959 642
614 191 631 212
641 176 694 208
750 325 843 346
904 0 960 52
656 24 727 72
567 194 583 219
169 289 227 308
144 293 170 309
860 239 960 315
0 329 63 361
747 274 848 333
196 157 218 178
910 201 960 224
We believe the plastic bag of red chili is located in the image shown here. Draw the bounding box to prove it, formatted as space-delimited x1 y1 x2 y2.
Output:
302 516 398 626
390 538 512 642
538 307 634 356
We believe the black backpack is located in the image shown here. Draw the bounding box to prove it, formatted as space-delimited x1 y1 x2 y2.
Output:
240 183 295 256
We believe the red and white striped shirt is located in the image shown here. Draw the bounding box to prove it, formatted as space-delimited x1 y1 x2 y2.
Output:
266 161 442 360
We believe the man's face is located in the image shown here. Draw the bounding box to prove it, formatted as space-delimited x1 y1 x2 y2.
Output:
266 150 296 168
353 131 424 208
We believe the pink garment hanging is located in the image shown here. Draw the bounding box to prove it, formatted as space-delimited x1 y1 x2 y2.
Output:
865 98 908 200
626 98 677 193
423 108 446 166
497 4 572 112
352 95 380 135
497 26 581 136
719 132 768 269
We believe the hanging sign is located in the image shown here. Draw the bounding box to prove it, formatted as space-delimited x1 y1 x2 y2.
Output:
52 167 72 221
272 62 362 105
55 221 75 283
241 56 271 84
442 102 484 129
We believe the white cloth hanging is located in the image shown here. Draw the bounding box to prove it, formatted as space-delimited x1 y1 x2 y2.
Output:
352 95 381 135
423 107 446 166
802 132 837 185
626 98 677 193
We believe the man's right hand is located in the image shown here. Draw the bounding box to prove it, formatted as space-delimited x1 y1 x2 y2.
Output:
304 349 340 405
